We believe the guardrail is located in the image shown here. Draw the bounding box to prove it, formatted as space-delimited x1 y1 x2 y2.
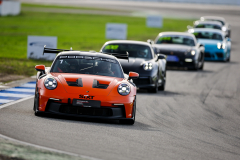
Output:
101 0 240 5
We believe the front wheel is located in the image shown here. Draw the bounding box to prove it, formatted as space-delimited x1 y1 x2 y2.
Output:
199 61 204 70
33 89 41 116
148 85 158 93
158 72 166 91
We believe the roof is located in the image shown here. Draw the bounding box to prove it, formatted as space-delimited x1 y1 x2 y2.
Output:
189 28 224 35
103 40 151 47
194 20 222 26
157 32 196 38
200 16 226 22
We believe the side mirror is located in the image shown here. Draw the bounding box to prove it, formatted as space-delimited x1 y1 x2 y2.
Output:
147 39 154 45
197 43 204 48
35 65 46 74
226 37 231 42
157 54 166 60
128 72 139 80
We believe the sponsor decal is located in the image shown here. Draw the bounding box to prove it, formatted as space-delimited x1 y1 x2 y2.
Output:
79 94 94 99
76 100 89 105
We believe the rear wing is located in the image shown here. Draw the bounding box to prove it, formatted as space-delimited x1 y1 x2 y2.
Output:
43 45 73 55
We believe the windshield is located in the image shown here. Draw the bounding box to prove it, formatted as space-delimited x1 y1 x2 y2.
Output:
51 56 124 78
193 31 223 40
102 44 153 59
156 35 195 46
205 19 225 26
195 24 221 30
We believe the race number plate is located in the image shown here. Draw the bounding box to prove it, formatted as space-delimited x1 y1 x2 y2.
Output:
166 55 179 62
72 99 101 108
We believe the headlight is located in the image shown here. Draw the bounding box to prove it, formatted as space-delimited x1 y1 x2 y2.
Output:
217 43 225 49
222 27 227 32
44 77 58 90
191 50 196 56
143 62 153 70
187 50 195 56
118 83 131 96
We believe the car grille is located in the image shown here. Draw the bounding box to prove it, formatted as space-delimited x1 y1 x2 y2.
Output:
133 78 150 85
59 105 113 116
204 52 211 58
216 52 223 58
160 50 186 58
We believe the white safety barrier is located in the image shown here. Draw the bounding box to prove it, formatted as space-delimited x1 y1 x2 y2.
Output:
0 0 21 16
100 0 240 5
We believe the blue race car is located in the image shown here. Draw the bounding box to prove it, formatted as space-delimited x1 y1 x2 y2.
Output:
188 28 231 61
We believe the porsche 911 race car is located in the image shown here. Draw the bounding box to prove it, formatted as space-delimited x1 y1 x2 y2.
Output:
199 16 231 37
151 32 205 70
188 28 231 61
100 40 167 93
33 47 139 124
188 20 227 38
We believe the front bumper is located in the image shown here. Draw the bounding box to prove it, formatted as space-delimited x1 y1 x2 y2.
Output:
166 57 197 69
41 100 128 120
132 76 157 89
204 49 226 61
37 90 135 119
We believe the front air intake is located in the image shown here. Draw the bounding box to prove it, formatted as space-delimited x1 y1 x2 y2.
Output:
67 78 83 87
92 79 109 89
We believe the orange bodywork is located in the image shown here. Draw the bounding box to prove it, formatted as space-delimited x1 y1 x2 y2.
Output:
36 72 137 118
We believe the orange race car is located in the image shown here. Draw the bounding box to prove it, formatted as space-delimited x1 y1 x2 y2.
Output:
33 47 139 124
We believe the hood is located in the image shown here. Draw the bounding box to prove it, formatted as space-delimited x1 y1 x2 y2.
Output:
118 57 150 74
52 73 122 96
197 39 222 45
153 44 193 51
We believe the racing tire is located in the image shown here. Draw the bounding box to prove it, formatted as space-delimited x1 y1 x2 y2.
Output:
199 62 204 70
227 55 230 62
120 97 136 125
33 89 41 116
158 72 166 91
148 84 158 93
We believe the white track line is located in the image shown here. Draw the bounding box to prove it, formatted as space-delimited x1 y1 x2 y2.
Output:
0 134 79 157
0 95 34 109
0 93 33 98
6 88 35 93
20 83 36 88
0 95 102 160
0 99 15 103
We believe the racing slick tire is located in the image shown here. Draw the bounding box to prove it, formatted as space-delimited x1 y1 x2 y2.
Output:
158 72 166 91
148 84 158 93
33 88 41 116
199 62 204 70
227 55 230 62
119 97 136 125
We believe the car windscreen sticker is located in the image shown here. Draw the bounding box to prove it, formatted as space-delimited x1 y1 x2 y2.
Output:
85 56 93 59
100 58 116 63
76 56 84 59
105 44 119 50
60 56 67 59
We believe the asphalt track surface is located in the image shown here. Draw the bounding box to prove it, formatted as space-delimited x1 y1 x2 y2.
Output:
1 1 240 160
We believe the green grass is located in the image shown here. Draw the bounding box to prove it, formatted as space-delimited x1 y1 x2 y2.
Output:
22 3 125 11
0 5 193 77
